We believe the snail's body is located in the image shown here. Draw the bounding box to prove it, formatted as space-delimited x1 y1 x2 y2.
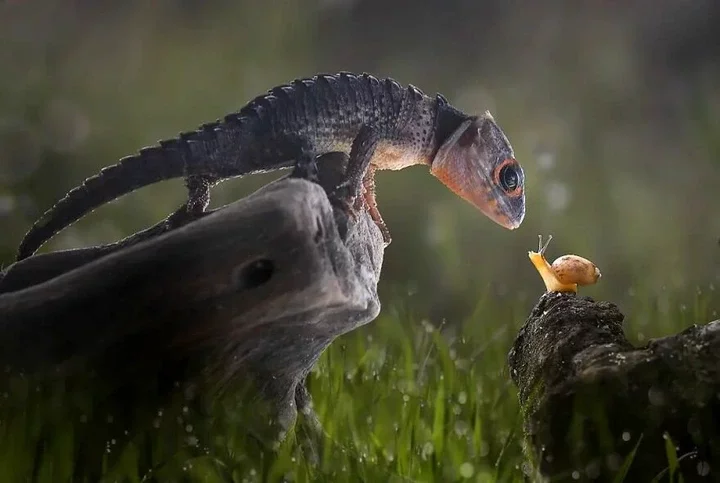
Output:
528 235 601 293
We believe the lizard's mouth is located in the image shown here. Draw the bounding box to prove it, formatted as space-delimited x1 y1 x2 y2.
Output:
492 205 525 230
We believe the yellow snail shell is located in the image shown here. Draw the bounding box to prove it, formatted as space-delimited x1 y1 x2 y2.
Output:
528 235 601 293
551 255 601 286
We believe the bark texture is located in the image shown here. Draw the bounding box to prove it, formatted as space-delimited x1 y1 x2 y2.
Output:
509 292 720 482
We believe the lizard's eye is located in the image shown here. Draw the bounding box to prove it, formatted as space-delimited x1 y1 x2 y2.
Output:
497 161 520 193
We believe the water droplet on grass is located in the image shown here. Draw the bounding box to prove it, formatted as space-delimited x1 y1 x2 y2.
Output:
459 462 474 478
454 420 469 437
421 442 434 460
697 461 711 476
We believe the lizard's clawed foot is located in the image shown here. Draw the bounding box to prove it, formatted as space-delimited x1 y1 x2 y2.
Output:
157 174 218 233
288 124 391 246
328 124 391 245
342 124 379 194
185 174 217 215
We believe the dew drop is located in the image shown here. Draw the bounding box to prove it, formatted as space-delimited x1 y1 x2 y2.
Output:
459 462 474 478
648 386 665 406
606 453 621 471
454 420 469 437
421 442 434 460
479 440 490 457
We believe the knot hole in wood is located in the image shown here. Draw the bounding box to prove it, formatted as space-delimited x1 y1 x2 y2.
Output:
233 258 274 291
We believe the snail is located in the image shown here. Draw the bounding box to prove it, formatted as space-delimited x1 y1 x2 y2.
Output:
528 235 601 293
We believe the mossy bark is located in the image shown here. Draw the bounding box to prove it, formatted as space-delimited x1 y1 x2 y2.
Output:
509 292 720 482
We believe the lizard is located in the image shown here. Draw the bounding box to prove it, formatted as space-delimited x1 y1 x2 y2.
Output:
15 72 526 261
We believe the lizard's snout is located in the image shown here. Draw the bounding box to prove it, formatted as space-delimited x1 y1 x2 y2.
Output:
487 203 525 230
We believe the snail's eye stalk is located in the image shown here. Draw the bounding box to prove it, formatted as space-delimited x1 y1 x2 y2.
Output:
538 234 553 255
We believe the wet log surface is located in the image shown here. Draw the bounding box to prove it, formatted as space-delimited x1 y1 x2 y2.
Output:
0 173 385 480
509 292 720 482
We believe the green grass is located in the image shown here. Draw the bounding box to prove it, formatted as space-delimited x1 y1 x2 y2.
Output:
303 298 527 483
0 287 716 482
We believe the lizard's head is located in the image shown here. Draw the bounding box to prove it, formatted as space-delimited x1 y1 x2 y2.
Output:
430 112 525 230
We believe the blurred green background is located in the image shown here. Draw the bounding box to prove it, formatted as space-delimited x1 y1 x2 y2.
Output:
1 0 719 327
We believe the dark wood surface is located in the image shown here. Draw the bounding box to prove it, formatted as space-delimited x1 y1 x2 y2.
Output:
509 292 720 482
0 177 385 478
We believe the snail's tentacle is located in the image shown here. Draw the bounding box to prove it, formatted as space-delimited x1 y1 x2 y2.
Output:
539 234 553 255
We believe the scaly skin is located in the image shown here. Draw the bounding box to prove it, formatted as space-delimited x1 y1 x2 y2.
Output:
16 72 526 260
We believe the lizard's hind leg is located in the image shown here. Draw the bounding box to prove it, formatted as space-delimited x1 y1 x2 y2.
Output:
289 149 320 184
185 174 219 215
157 174 218 233
151 174 218 234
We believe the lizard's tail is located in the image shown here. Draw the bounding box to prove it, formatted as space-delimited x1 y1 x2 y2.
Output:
16 145 188 261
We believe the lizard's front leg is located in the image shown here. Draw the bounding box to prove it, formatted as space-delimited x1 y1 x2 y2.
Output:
329 124 392 245
328 125 378 213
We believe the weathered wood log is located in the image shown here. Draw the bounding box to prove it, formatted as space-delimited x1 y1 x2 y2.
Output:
0 207 204 294
0 175 385 480
0 152 355 295
509 292 720 482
